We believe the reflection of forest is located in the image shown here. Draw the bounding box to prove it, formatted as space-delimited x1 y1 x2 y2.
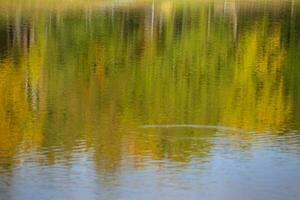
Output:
0 0 300 172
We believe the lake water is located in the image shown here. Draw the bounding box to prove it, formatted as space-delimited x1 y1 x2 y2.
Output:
0 0 300 199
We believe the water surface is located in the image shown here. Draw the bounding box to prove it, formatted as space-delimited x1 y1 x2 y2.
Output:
0 0 300 199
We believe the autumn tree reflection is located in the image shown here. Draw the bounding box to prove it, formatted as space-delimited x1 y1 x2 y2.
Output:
0 0 299 173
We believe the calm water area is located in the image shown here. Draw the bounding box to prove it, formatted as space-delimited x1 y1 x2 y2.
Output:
0 0 300 199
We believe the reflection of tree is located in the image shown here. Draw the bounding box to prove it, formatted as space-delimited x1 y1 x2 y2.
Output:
0 57 25 159
0 0 299 174
126 128 214 166
220 22 292 131
0 18 46 161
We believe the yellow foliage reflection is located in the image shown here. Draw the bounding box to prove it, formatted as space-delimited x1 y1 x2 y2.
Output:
0 0 299 170
220 22 292 131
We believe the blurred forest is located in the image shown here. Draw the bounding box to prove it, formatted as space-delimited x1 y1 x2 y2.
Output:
0 0 300 171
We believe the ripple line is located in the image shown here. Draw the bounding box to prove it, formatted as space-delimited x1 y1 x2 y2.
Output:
139 124 243 132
